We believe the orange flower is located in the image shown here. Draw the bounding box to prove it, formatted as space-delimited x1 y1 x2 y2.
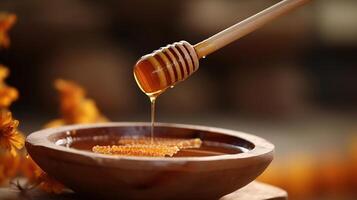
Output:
0 110 24 156
0 13 16 48
0 151 21 185
22 155 64 194
0 65 19 108
45 79 107 127
38 79 107 192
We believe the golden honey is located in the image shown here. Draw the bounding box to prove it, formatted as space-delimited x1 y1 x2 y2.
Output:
133 56 166 96
92 137 202 157
118 137 202 149
133 41 200 143
86 137 245 157
133 41 199 95
92 144 180 157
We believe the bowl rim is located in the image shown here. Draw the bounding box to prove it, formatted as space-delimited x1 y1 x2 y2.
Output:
26 122 274 162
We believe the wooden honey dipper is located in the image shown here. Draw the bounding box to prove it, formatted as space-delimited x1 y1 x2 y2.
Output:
134 0 311 96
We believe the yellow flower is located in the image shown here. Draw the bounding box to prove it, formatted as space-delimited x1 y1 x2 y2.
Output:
0 66 9 81
70 99 107 124
22 155 64 194
0 13 16 48
46 79 107 127
0 151 21 185
0 65 19 108
0 110 24 156
43 119 65 128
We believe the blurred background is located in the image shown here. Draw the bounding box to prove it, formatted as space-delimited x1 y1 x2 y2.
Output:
1 0 357 199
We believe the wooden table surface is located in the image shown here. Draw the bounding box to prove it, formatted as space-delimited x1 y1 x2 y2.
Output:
0 181 287 200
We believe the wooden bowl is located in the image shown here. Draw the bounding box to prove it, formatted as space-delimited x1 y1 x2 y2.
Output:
26 122 274 200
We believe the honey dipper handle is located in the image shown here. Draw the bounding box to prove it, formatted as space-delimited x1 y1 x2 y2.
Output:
194 0 311 59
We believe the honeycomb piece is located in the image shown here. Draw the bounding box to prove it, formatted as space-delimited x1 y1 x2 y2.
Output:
118 137 202 149
92 144 180 157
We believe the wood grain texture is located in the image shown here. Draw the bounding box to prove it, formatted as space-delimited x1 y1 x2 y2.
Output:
25 122 274 200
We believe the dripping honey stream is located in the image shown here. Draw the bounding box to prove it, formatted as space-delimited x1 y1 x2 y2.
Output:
133 0 311 145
